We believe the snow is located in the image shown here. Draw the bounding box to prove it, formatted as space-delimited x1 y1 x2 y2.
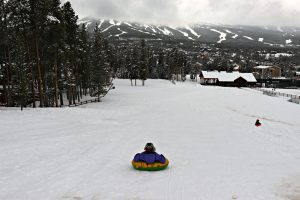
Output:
185 26 201 38
201 71 256 82
101 25 114 33
109 19 115 25
108 19 121 27
274 53 293 58
243 36 254 41
78 20 90 24
176 29 194 40
98 19 105 29
210 29 227 43
254 65 273 69
47 15 60 23
133 28 152 35
264 42 275 46
1 79 300 200
149 26 157 33
124 23 152 35
225 29 238 39
124 22 133 27
85 22 92 27
286 39 292 44
263 88 300 96
277 26 283 32
157 27 173 36
115 28 127 37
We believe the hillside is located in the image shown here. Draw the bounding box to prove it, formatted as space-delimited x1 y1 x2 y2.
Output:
79 18 300 47
1 79 300 199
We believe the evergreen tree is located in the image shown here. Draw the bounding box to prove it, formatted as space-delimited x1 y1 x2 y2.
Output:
62 1 79 105
78 23 91 96
130 46 139 86
157 48 166 79
90 24 109 100
139 39 148 86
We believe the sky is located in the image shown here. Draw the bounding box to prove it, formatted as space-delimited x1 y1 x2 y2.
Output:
65 0 300 27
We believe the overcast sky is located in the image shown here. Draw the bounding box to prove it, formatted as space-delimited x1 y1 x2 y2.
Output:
65 0 300 26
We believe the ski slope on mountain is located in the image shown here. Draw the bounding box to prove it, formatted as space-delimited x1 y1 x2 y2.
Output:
1 79 300 200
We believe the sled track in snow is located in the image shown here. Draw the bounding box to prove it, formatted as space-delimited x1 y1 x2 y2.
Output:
226 107 300 127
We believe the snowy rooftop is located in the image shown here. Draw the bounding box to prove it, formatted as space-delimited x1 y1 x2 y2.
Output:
254 66 272 69
201 71 257 82
254 65 281 69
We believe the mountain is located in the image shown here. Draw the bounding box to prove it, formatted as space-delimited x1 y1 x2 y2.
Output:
78 18 300 47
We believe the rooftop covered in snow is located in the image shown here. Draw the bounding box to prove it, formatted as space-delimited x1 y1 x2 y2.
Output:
200 71 257 83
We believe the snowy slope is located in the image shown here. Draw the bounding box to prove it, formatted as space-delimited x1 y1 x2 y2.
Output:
210 29 227 43
1 79 300 200
77 18 300 47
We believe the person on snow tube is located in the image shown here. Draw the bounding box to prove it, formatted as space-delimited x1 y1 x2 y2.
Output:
132 143 169 171
255 119 261 127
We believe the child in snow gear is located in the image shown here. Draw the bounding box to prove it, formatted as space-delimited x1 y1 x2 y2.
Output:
144 142 156 152
132 143 169 171
255 119 261 127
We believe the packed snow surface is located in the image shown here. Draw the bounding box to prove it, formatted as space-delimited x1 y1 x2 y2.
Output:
157 27 173 36
186 26 201 38
210 29 227 43
225 29 238 39
286 39 292 44
101 25 115 33
1 79 300 200
176 29 194 40
115 28 127 37
47 15 60 23
98 19 105 29
243 36 254 40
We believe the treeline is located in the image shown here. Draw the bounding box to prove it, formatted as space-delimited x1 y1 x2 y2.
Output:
113 41 191 85
0 0 112 108
0 0 199 108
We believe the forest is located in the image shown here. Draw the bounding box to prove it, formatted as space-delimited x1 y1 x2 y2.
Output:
0 0 193 108
1 0 300 108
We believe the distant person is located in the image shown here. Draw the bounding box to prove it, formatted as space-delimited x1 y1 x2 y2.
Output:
255 119 261 127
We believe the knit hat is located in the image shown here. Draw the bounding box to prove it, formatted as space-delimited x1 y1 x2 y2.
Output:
144 143 156 152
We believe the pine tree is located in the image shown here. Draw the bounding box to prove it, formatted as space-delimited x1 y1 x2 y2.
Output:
157 48 166 79
6 0 33 107
0 0 115 108
148 49 158 78
131 46 139 86
62 1 79 105
90 24 109 100
40 0 62 106
139 39 148 86
13 34 30 110
0 0 12 106
78 23 91 97
28 0 48 107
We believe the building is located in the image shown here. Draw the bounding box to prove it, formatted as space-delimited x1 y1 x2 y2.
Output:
200 71 257 87
253 65 281 79
294 71 300 80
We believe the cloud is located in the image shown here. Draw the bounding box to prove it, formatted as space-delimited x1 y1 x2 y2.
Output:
64 0 300 26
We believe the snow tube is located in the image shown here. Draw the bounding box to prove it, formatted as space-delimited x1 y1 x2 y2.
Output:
132 152 169 171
